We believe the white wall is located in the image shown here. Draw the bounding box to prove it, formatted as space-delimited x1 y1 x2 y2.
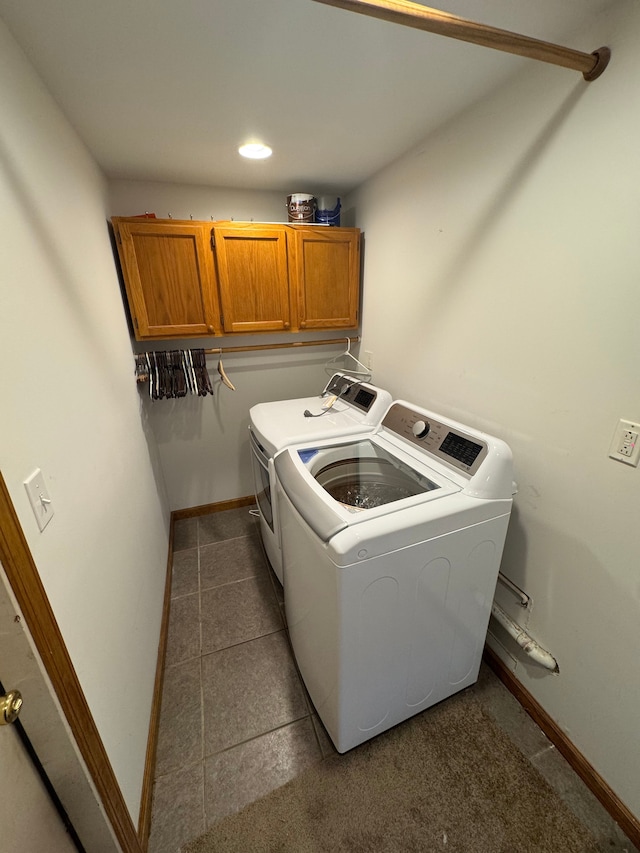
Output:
109 178 285 224
349 0 640 820
109 180 355 510
0 21 169 824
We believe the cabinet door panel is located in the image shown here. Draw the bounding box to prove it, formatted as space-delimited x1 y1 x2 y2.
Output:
115 220 220 339
214 226 292 333
292 228 360 329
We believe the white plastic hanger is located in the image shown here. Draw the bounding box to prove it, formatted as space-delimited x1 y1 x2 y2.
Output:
324 337 371 380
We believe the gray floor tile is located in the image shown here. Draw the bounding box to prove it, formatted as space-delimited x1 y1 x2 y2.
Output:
171 548 199 600
165 593 200 667
155 658 202 777
259 538 285 615
200 534 267 591
311 713 337 758
201 575 282 655
532 746 635 851
473 663 551 759
203 718 321 826
202 631 308 755
198 506 258 546
173 517 198 552
148 762 204 853
266 562 284 606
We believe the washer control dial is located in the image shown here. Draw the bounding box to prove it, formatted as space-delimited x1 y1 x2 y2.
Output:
412 419 430 439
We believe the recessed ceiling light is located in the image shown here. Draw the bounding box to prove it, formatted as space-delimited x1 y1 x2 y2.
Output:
238 143 273 160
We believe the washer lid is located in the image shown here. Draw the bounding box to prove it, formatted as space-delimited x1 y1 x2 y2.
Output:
275 433 460 543
250 397 367 458
249 379 392 457
309 438 440 511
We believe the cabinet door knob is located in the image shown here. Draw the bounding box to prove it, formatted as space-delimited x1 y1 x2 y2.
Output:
284 322 290 329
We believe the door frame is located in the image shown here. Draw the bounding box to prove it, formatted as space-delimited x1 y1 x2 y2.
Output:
0 472 143 853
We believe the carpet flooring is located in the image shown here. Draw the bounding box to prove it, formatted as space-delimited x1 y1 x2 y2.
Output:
181 688 599 853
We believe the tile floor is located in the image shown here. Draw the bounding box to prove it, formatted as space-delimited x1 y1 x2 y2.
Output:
147 505 637 853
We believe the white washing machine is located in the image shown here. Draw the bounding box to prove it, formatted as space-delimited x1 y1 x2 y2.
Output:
275 401 514 753
249 373 392 583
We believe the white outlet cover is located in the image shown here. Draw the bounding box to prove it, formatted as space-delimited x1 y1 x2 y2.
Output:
608 419 640 467
24 468 55 531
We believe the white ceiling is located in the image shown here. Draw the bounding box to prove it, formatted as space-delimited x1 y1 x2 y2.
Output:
0 0 614 194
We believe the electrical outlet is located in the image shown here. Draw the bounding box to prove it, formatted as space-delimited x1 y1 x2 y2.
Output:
24 468 55 531
364 350 373 370
608 419 640 467
620 431 637 457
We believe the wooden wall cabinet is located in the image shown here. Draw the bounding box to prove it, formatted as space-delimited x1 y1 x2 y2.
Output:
112 217 361 340
112 218 221 339
212 223 293 334
289 226 360 330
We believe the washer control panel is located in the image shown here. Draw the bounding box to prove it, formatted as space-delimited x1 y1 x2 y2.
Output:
381 403 488 475
324 374 379 414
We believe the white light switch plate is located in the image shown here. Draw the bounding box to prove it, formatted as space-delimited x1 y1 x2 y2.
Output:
609 419 640 467
24 468 55 531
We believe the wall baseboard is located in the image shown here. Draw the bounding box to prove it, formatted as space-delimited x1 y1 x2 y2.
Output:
137 521 175 848
484 646 640 849
172 495 256 520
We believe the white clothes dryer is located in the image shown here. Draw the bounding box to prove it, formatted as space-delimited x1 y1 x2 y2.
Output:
275 401 514 753
249 373 392 582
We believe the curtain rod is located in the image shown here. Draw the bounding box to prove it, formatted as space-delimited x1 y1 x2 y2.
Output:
204 336 359 355
312 0 611 81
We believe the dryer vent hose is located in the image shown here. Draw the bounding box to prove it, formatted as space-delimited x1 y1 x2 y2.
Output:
490 602 559 673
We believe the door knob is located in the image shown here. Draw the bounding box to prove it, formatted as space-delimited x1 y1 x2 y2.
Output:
0 689 23 725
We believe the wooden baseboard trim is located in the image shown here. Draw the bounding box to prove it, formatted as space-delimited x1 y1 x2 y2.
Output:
137 520 175 847
484 646 640 848
172 495 256 520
